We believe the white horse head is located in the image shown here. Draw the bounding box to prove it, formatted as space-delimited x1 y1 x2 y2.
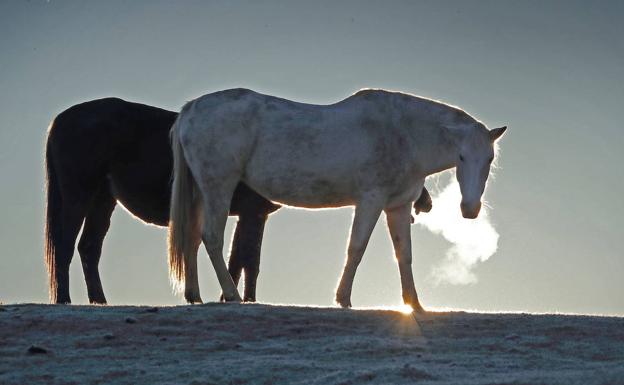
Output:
455 124 507 219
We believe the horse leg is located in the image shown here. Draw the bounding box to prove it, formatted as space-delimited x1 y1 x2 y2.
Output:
241 222 263 303
77 187 116 304
184 235 203 304
386 202 425 312
53 202 88 304
238 213 268 302
221 213 266 302
335 200 383 308
226 185 277 302
413 186 432 215
226 219 245 293
198 180 243 303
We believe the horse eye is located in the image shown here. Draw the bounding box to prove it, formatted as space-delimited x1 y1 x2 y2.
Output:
459 155 465 162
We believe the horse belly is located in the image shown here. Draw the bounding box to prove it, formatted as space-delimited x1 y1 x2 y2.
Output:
242 126 378 208
243 162 355 208
108 160 171 226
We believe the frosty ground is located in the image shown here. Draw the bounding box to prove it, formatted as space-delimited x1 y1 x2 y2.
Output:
0 303 622 385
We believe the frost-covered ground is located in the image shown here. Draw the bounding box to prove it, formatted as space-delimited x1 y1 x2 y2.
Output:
0 303 623 385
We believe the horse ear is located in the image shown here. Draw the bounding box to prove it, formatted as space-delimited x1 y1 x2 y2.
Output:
489 126 507 142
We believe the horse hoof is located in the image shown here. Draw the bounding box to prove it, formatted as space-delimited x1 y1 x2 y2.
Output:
405 300 426 314
54 295 72 305
185 293 203 304
88 294 108 305
412 304 426 314
335 296 352 308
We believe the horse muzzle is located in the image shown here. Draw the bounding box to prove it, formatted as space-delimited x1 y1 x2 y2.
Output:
460 201 481 219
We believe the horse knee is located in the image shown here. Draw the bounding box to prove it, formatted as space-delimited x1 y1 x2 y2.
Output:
347 244 366 262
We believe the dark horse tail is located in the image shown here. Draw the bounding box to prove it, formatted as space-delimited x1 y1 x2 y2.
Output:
44 120 61 303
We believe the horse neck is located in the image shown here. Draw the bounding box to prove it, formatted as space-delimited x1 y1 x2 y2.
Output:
414 126 460 177
392 95 465 177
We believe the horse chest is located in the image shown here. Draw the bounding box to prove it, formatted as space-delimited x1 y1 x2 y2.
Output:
385 177 425 208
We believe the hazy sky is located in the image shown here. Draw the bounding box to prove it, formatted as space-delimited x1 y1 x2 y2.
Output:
1 0 622 315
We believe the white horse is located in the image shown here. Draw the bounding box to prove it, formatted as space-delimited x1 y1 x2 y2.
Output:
168 88 507 311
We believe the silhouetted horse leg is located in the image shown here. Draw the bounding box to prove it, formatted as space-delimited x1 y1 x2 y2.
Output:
227 213 269 302
226 232 244 293
411 187 433 223
77 187 116 304
52 202 89 304
386 201 425 312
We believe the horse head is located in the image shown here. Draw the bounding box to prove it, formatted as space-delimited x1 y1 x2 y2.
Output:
455 124 507 219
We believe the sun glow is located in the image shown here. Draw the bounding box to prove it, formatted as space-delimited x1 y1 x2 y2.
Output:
355 304 415 316
396 304 415 315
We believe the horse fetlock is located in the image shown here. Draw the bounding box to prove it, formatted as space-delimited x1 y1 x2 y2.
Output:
52 273 72 304
243 295 256 303
89 296 107 305
221 290 242 303
86 285 107 304
184 290 203 304
54 294 71 305
243 270 259 301
336 295 352 308
402 292 425 313
335 287 353 308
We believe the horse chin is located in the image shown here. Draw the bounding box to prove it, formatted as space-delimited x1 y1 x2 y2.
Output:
462 211 479 219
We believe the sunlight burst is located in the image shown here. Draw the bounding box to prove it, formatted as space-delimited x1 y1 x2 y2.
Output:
396 304 415 315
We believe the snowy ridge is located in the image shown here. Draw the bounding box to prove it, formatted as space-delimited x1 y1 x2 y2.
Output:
1 303 623 384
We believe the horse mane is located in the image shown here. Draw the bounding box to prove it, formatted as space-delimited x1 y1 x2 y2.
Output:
351 88 481 129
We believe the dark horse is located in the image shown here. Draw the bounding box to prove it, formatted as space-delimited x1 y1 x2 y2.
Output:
44 97 433 305
44 98 280 304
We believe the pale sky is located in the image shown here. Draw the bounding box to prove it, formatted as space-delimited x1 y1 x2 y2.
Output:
1 0 622 315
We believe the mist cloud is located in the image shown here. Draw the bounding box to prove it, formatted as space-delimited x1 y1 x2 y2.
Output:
413 174 499 285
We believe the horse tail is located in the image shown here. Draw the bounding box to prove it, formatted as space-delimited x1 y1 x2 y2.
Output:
168 106 202 293
44 120 61 303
